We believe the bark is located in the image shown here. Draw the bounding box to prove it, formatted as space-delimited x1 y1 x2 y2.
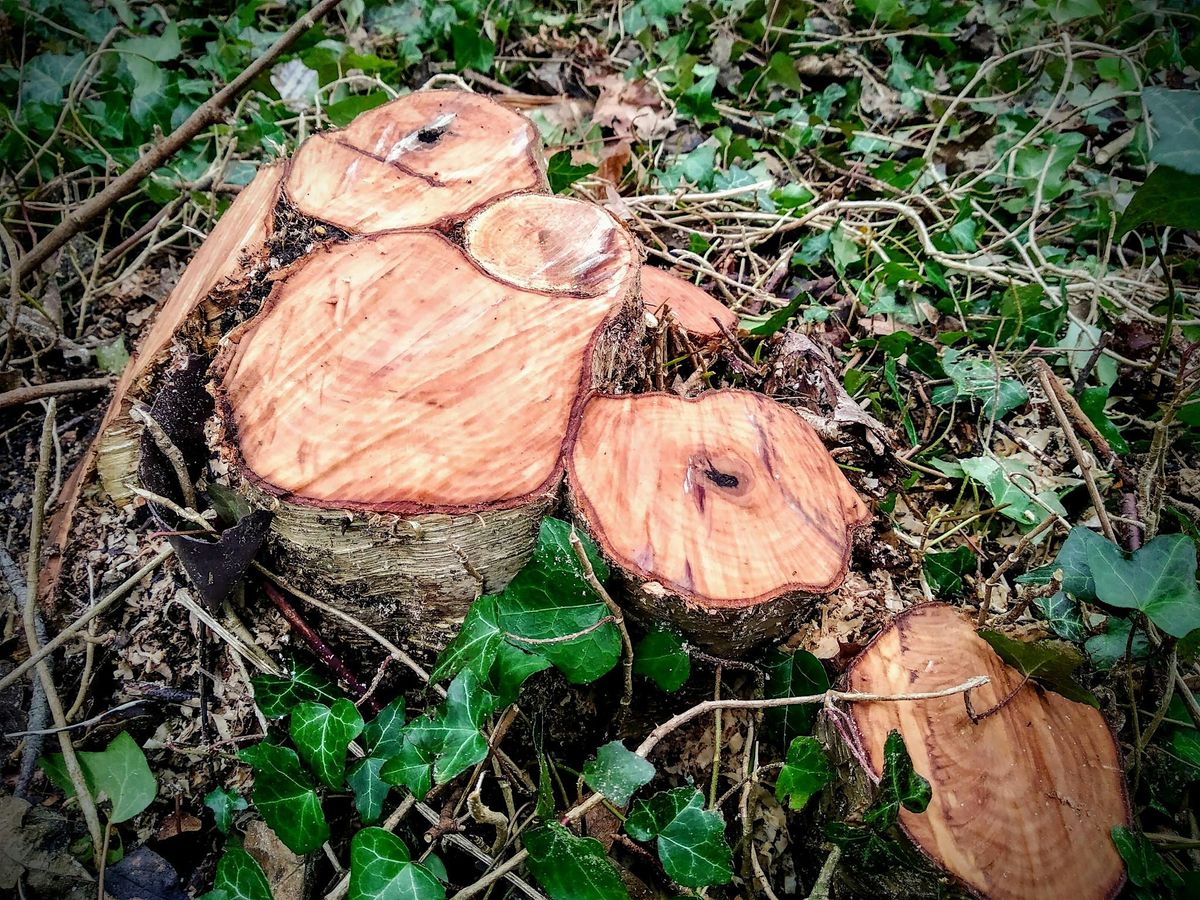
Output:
843 603 1129 900
567 389 870 655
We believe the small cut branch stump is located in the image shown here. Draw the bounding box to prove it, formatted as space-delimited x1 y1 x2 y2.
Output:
843 603 1129 900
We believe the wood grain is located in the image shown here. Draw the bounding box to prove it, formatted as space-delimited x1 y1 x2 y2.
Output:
215 195 639 514
569 389 869 608
285 90 547 233
847 603 1129 900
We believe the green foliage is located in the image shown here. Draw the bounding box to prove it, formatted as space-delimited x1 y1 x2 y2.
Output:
1085 534 1200 639
979 631 1098 707
958 455 1066 529
362 698 407 759
431 597 503 683
289 699 365 789
763 649 829 744
923 546 975 597
252 661 344 719
1144 89 1200 175
237 743 329 854
632 627 691 692
524 823 631 900
932 348 1028 419
1117 166 1200 237
775 737 833 811
347 758 390 825
1085 616 1151 669
582 741 656 806
1034 591 1086 642
865 731 932 829
204 787 247 835
349 828 445 900
400 669 497 785
41 731 157 824
379 739 434 801
625 789 733 887
1112 826 1185 895
547 151 599 193
1078 387 1129 455
204 847 273 900
496 519 621 683
95 337 130 374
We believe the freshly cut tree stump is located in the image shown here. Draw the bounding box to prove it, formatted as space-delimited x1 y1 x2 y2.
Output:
566 390 870 654
640 266 738 337
95 162 285 503
284 90 547 233
212 192 642 653
845 603 1129 900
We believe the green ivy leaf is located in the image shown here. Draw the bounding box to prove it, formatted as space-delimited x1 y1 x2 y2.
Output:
209 846 272 900
582 741 655 806
486 641 552 706
451 23 494 74
1117 165 1200 237
632 627 691 692
379 739 434 800
238 743 329 854
1144 88 1200 175
400 669 496 785
497 519 620 684
524 822 631 900
864 731 931 829
763 649 829 744
994 284 1063 348
431 597 503 684
43 732 157 824
289 699 364 790
932 348 1028 419
347 758 390 825
959 455 1066 529
1078 387 1129 455
979 630 1098 707
775 736 832 811
1034 591 1086 642
19 53 85 108
1086 533 1200 638
547 151 598 194
252 660 344 719
1171 729 1200 782
349 828 445 900
362 697 407 759
677 64 720 125
325 93 390 128
923 546 975 597
1085 617 1151 670
626 789 732 888
204 787 247 834
207 483 252 525
1111 826 1185 891
1048 526 1109 599
114 22 181 62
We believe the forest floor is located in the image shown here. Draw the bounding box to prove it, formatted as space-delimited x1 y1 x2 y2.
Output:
2 1 1199 899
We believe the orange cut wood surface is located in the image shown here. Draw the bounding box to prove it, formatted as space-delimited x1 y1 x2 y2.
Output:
568 390 870 607
215 196 638 514
847 603 1128 900
640 266 738 336
285 90 547 233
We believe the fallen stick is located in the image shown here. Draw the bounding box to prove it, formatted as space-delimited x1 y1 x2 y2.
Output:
12 0 344 283
0 376 111 411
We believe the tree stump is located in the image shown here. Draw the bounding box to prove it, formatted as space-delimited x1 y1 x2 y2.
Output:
284 89 547 232
211 191 642 654
566 389 870 654
95 163 285 502
640 267 738 337
844 603 1129 900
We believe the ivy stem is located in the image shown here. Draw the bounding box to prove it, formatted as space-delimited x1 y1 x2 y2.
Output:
567 529 633 715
